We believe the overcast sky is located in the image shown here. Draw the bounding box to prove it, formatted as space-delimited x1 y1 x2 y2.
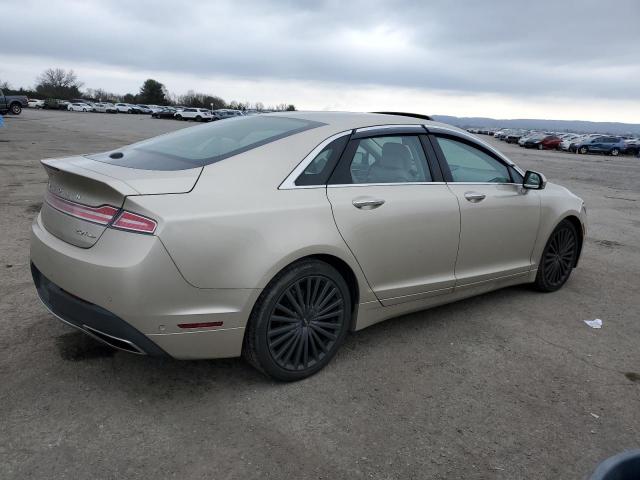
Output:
1 0 639 122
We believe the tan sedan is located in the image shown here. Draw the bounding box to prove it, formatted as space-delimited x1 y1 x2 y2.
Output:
30 112 586 380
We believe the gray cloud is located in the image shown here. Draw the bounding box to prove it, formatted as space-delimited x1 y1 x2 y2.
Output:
2 0 639 100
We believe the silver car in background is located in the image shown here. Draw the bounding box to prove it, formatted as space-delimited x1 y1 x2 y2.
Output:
30 112 586 380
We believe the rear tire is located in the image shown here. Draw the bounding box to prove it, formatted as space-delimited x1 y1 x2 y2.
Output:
579 146 588 154
538 144 543 150
243 259 351 381
611 148 620 156
534 220 579 292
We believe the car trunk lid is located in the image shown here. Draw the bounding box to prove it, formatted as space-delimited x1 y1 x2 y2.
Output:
40 156 201 248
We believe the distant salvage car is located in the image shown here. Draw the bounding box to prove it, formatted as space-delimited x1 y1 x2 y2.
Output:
28 99 45 108
152 107 178 119
67 102 92 112
175 108 213 122
524 135 562 150
575 136 627 156
94 103 118 113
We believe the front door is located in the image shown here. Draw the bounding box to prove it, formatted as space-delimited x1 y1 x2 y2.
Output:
431 134 541 286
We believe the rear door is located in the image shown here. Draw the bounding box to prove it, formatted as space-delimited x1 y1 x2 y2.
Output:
430 131 540 286
326 126 461 305
590 137 606 152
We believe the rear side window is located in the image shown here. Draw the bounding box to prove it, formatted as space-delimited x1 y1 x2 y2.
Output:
349 136 431 184
90 116 325 170
435 136 511 183
330 135 432 185
295 135 349 186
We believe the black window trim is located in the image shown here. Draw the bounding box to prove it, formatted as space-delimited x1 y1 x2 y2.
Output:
328 128 444 185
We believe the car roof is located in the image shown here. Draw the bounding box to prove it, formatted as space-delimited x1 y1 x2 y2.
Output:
258 111 460 134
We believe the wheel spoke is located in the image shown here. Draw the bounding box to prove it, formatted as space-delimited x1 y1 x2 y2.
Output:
271 314 300 323
269 323 299 338
292 331 304 369
316 288 337 311
285 290 304 316
305 278 312 307
281 330 301 365
270 328 298 349
314 310 343 322
302 330 309 368
312 320 342 329
275 303 298 319
310 277 322 307
308 328 319 360
274 329 299 360
316 299 343 317
311 323 337 341
313 282 331 308
294 282 305 310
309 328 328 353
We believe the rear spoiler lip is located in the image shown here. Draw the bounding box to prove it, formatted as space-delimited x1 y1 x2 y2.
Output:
41 156 204 196
41 157 141 196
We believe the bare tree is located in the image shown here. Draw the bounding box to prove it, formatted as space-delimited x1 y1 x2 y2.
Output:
35 68 84 99
37 68 83 90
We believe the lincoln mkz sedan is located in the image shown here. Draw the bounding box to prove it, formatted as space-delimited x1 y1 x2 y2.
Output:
30 112 587 380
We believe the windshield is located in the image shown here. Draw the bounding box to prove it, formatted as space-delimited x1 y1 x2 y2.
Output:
89 115 325 170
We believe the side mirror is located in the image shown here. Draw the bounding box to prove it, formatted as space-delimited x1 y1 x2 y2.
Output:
523 170 546 190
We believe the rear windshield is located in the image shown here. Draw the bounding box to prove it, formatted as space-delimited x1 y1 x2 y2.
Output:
89 116 325 171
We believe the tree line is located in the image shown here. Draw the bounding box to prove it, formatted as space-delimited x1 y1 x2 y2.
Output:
1 68 295 111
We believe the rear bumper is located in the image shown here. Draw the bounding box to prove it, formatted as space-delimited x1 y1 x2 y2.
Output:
30 213 261 359
32 263 168 356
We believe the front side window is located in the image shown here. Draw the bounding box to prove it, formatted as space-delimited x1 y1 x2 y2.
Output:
435 136 511 183
347 135 431 184
90 116 325 170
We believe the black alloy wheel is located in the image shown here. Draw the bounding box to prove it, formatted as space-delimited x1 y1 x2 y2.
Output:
243 259 351 381
534 220 578 292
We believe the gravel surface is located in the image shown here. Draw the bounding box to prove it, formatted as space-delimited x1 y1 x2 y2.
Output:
1 109 639 479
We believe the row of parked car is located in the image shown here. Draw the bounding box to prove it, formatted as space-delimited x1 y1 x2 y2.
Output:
467 128 639 157
27 98 250 121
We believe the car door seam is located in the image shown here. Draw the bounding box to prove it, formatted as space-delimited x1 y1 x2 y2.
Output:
446 182 464 288
324 186 383 306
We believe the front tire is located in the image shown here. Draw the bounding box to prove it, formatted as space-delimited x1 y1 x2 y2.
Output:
10 103 22 114
538 144 544 150
534 220 579 292
243 259 352 381
579 146 588 154
610 148 620 156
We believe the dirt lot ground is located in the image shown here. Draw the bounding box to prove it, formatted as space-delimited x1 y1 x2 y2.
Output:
1 109 639 479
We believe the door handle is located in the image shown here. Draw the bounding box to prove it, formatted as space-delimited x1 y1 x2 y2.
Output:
464 192 486 203
352 198 385 210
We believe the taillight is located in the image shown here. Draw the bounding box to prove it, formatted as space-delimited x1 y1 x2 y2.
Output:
45 191 157 234
111 211 157 234
45 191 118 225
